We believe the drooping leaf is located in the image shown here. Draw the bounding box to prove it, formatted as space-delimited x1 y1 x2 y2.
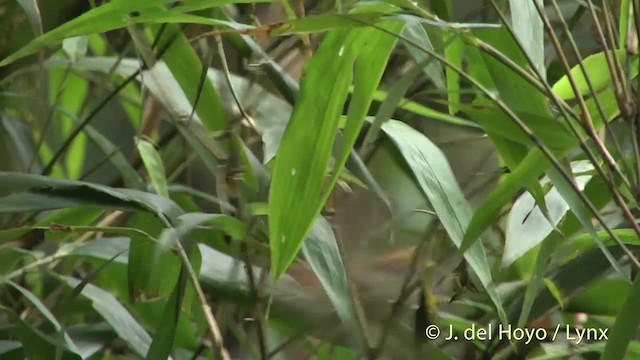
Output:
508 0 545 78
602 274 640 360
3 280 78 353
58 276 153 358
79 122 144 190
0 307 81 360
380 120 507 325
0 172 183 222
16 0 42 37
503 161 594 267
301 217 352 328
402 17 444 89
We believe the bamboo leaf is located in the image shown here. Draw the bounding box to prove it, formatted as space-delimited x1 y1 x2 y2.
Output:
16 0 42 36
136 137 169 197
269 16 403 279
269 27 356 279
380 120 508 325
503 161 593 267
58 276 154 359
602 275 640 360
552 50 639 100
0 172 182 222
509 0 545 77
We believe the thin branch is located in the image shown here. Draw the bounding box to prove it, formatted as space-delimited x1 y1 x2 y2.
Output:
176 243 232 360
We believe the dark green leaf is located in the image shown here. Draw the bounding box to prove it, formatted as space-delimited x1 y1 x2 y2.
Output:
0 172 182 222
602 274 640 360
58 276 152 358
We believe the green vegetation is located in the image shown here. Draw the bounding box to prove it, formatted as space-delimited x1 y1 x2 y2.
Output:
1 0 640 359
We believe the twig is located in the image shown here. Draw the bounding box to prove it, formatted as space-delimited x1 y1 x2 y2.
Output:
176 243 232 360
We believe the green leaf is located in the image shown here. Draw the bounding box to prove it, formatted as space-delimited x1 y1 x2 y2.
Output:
444 29 463 114
586 87 625 129
270 18 403 279
0 341 22 359
274 12 393 35
145 17 226 132
473 27 549 116
370 90 478 128
62 36 89 62
367 138 433 247
503 161 594 267
301 217 353 328
563 229 640 257
461 149 550 253
402 17 444 89
602 274 640 360
380 120 507 325
1 0 171 67
508 0 545 77
80 122 144 190
496 246 627 352
0 114 36 172
71 237 131 263
542 278 565 310
3 280 78 352
268 29 357 279
144 258 189 359
127 232 179 302
158 212 246 252
47 56 290 166
16 0 42 37
0 172 183 222
1 0 269 68
619 0 632 49
462 105 575 154
546 167 628 281
0 307 81 360
360 57 433 158
129 213 233 307
551 50 639 100
567 279 628 316
58 275 153 357
136 137 169 197
48 69 89 180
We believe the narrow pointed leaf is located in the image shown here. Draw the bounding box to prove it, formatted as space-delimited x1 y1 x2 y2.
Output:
58 276 154 358
136 137 169 197
0 172 182 222
268 29 358 279
503 161 593 267
380 120 507 325
602 275 640 360
301 217 353 328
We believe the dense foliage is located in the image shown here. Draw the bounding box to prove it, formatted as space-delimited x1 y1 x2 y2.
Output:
1 0 640 359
